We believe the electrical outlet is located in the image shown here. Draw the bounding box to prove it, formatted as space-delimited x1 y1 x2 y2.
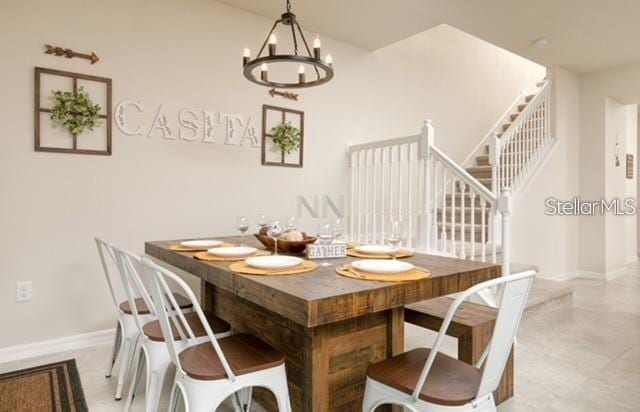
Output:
16 281 32 302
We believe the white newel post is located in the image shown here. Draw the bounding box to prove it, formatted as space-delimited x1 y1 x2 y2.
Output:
421 119 434 251
498 188 512 277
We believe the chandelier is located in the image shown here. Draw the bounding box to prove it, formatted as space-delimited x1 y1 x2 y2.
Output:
242 0 334 89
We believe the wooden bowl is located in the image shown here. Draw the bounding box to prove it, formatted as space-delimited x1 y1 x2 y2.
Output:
253 233 317 254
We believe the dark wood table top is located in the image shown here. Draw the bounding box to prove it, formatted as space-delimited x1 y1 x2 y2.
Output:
145 236 500 328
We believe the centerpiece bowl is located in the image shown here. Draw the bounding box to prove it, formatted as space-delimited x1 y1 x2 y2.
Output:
254 233 317 254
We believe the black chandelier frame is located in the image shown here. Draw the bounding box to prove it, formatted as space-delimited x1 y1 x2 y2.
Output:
242 0 334 89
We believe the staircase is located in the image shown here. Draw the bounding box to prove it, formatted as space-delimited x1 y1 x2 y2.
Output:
347 78 556 278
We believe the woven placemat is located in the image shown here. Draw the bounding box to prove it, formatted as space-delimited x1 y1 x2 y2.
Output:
169 243 233 252
229 259 319 276
336 264 430 282
346 249 414 259
193 250 271 262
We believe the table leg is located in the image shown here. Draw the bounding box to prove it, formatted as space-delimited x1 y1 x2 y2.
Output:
207 285 405 411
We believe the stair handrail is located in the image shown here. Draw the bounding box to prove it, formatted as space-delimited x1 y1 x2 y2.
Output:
347 134 420 154
430 144 497 205
494 79 552 196
498 80 550 148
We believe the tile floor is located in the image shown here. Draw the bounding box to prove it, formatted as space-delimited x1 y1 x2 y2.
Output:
1 266 638 411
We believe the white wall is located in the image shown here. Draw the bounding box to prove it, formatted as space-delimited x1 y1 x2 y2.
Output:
579 63 640 277
511 66 581 278
0 1 544 347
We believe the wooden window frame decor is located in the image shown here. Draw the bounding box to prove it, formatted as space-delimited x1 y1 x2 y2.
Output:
261 104 304 168
34 67 112 155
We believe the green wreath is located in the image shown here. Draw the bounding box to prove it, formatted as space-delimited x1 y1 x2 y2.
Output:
271 122 301 154
50 87 102 135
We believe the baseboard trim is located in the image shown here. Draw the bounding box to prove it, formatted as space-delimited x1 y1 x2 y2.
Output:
540 270 601 282
0 328 115 364
605 266 628 281
543 265 632 282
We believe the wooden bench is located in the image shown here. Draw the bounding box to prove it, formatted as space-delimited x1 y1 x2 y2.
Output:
404 297 514 405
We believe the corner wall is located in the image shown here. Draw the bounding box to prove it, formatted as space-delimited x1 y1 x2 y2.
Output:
511 66 581 278
579 63 640 278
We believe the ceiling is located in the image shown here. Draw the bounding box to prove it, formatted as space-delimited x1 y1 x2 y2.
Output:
216 0 640 73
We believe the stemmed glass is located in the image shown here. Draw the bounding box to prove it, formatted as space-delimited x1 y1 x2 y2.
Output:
286 216 298 232
385 220 405 260
235 216 249 246
268 220 284 255
257 214 269 233
332 218 344 243
317 222 335 267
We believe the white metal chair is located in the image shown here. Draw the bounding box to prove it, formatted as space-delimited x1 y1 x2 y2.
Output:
96 237 157 400
362 270 536 412
142 256 292 412
111 246 232 412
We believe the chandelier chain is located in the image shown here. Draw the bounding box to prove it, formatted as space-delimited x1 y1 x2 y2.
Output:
286 0 291 12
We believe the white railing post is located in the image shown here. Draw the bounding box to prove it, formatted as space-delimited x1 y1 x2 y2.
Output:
489 133 501 258
498 188 512 277
489 133 500 196
420 120 434 251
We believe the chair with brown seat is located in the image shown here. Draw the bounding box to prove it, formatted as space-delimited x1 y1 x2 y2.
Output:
95 238 190 400
111 246 232 412
141 256 292 412
404 297 514 404
363 271 535 412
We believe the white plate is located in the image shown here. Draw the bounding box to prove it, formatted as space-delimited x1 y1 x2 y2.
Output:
180 239 224 249
354 245 394 255
207 246 257 257
245 255 303 270
351 259 414 274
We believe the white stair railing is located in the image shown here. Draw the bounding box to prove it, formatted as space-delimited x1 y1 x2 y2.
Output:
348 134 422 248
347 121 512 274
493 80 553 197
346 79 553 285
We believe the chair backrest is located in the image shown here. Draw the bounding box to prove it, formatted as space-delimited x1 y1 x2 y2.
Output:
110 245 156 333
411 270 535 404
141 256 237 381
94 237 121 308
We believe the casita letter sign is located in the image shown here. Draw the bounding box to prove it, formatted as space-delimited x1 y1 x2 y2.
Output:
306 243 347 260
115 100 260 147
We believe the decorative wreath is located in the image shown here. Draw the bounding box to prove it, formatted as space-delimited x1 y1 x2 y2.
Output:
50 87 102 135
271 122 301 154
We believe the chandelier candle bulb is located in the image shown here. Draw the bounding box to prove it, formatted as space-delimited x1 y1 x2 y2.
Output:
243 48 251 65
260 63 268 81
313 37 321 59
268 34 277 56
325 54 333 65
298 65 305 83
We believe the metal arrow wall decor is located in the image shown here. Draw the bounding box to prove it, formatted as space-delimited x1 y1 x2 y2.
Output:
44 44 100 65
269 88 299 101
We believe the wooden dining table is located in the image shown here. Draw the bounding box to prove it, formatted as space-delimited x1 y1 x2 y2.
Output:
145 236 501 412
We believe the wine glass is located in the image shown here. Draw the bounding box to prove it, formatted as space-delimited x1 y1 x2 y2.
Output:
385 220 405 260
286 216 298 232
235 216 249 246
317 222 335 267
268 220 283 255
332 218 344 243
257 214 269 234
